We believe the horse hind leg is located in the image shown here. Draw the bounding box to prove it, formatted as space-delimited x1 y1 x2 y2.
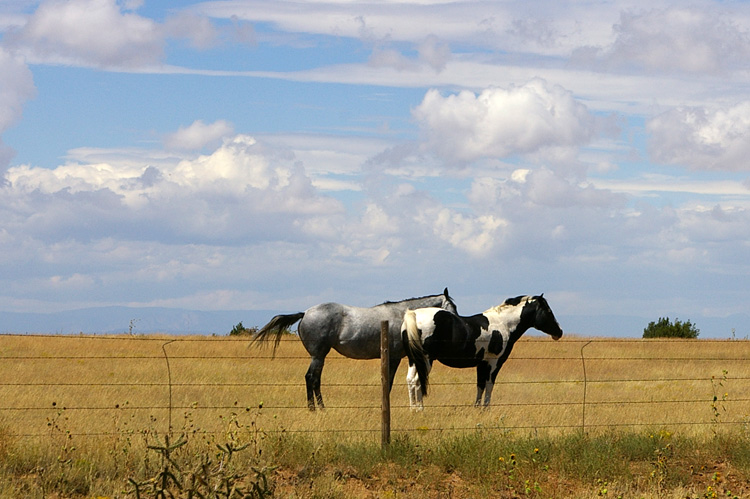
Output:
305 357 326 411
406 363 423 411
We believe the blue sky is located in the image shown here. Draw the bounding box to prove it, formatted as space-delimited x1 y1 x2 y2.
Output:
2 0 750 337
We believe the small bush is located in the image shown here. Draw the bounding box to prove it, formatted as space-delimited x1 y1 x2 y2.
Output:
229 321 258 336
643 317 699 339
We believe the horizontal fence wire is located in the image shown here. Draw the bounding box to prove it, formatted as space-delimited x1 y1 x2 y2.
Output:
3 399 749 412
2 334 750 439
5 377 750 386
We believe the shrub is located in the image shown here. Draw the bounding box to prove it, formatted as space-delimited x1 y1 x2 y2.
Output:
229 321 258 336
643 317 699 339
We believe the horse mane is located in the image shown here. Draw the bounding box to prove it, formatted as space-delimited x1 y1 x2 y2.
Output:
378 288 452 306
379 294 437 306
484 295 534 314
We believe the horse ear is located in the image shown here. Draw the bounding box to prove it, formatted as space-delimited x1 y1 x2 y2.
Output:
444 287 449 297
540 293 544 298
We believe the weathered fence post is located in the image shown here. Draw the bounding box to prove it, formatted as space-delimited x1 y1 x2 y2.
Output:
580 340 593 434
380 320 391 449
161 339 177 435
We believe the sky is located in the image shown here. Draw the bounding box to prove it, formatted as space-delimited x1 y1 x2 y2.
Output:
1 0 750 337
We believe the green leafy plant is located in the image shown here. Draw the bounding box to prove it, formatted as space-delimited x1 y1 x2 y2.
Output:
711 370 730 436
643 317 699 339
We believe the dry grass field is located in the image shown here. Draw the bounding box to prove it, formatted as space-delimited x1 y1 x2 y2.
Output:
1 333 750 497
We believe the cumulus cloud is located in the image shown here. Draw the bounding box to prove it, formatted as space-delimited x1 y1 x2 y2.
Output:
431 209 506 257
3 134 342 244
524 168 625 209
164 120 235 151
1 0 222 69
412 79 599 163
3 0 163 68
572 7 750 74
647 102 750 172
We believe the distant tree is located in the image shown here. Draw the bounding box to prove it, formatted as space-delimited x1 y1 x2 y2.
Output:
643 317 699 339
229 321 258 336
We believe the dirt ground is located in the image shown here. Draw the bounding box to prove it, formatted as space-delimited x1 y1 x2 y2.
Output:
270 459 750 498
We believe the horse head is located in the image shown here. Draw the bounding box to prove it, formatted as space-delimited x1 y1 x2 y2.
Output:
526 294 562 340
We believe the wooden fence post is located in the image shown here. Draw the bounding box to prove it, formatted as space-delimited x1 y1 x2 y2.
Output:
580 340 593 434
380 320 391 449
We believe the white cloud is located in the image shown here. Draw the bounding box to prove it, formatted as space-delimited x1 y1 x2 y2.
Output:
163 11 218 50
368 34 451 73
590 175 750 199
417 35 451 72
573 7 750 74
647 102 750 172
0 48 35 172
0 49 34 132
431 209 506 257
164 120 235 151
679 204 750 243
524 168 624 209
193 0 631 57
3 134 343 243
198 1 490 45
1 0 222 69
3 0 163 68
412 79 599 163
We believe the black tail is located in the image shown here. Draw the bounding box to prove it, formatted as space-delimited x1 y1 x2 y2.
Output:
253 312 305 354
402 309 429 397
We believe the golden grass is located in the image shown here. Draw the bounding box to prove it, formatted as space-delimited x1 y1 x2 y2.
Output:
3 333 750 498
1 333 749 442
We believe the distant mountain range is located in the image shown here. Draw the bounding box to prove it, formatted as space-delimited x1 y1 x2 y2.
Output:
0 306 748 339
0 306 279 335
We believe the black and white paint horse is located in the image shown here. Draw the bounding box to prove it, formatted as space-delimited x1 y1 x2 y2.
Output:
402 295 562 410
254 289 457 410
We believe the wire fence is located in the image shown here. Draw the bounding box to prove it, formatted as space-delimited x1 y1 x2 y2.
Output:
1 334 750 440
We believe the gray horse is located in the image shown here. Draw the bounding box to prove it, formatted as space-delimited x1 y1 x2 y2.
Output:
254 288 456 410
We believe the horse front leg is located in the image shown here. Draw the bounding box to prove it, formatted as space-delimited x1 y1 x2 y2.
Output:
475 362 491 407
483 361 504 407
483 382 495 407
305 357 326 411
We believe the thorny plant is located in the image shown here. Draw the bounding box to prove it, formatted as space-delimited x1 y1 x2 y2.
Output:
125 402 275 498
127 433 187 498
